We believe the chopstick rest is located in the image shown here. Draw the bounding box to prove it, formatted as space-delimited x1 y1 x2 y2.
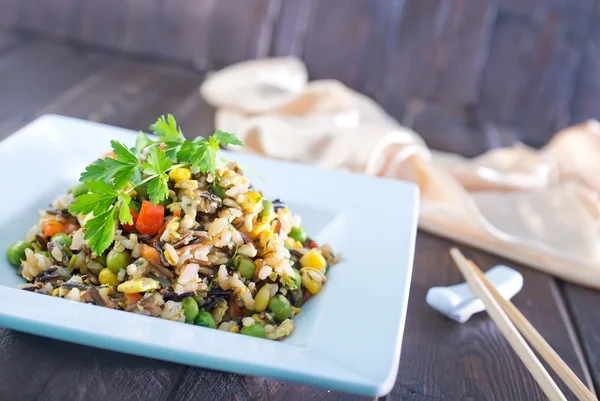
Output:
426 265 523 323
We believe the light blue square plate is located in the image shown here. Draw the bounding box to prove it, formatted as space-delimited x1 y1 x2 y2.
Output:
0 115 419 397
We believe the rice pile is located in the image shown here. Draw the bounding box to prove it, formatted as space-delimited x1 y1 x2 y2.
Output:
7 160 340 340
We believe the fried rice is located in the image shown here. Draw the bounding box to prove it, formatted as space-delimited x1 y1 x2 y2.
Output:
7 159 340 340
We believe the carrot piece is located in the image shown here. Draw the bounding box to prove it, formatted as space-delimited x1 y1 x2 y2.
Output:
124 292 143 306
135 201 164 235
174 209 181 218
140 244 161 264
42 221 66 237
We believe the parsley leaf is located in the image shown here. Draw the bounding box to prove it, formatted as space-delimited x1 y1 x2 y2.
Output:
143 146 172 176
142 147 171 204
109 140 141 189
80 157 124 183
118 194 133 226
74 114 246 256
80 141 141 189
177 136 220 174
111 140 138 164
147 175 169 205
201 136 220 173
70 181 118 216
84 206 118 256
135 131 154 155
213 130 244 147
176 138 203 162
150 114 184 142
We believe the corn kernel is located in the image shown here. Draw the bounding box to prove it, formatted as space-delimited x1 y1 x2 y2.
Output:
292 241 303 249
117 277 160 293
301 269 324 294
229 326 239 333
169 168 192 182
250 218 271 239
240 191 262 212
292 307 301 314
52 288 59 296
300 250 327 272
99 268 121 286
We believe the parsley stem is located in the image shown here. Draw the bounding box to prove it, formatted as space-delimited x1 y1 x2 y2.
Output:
125 163 188 193
129 174 156 191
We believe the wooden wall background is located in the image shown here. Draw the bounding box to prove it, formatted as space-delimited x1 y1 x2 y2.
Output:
1 0 599 153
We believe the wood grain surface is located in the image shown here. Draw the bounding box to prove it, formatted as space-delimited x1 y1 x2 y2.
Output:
4 0 600 145
0 18 599 401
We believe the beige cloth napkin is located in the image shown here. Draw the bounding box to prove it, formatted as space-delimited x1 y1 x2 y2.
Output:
200 57 600 289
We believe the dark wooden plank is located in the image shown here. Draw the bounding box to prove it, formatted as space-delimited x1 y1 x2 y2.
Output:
35 58 204 136
404 102 490 157
0 39 111 139
172 369 370 401
0 330 185 401
0 0 19 28
269 0 313 57
569 8 600 125
299 0 391 99
379 100 520 157
379 0 498 110
561 283 600 395
476 0 595 144
387 231 593 400
0 0 80 38
0 31 23 54
0 0 279 70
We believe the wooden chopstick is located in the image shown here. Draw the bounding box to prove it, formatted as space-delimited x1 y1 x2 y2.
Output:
449 248 568 401
465 258 597 401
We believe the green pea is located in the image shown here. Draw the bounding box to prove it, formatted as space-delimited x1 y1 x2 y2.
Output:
51 233 72 249
194 311 217 329
6 241 33 266
106 249 131 274
232 255 256 280
292 268 302 288
258 200 274 219
289 226 307 243
69 182 89 197
268 294 292 323
211 182 226 199
182 297 199 323
241 324 266 338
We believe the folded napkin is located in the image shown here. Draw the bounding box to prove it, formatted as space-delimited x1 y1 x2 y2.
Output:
200 57 600 289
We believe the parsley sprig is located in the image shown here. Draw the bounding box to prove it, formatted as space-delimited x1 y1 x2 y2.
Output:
69 114 244 255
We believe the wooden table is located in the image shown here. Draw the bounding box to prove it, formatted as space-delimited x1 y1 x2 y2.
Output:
0 32 599 401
